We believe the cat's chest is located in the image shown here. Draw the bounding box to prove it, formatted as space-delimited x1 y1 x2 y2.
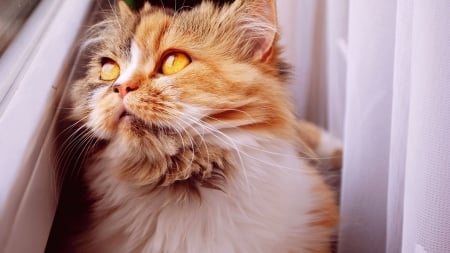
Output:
83 139 317 253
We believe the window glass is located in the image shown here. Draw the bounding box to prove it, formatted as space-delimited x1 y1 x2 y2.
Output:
0 0 41 57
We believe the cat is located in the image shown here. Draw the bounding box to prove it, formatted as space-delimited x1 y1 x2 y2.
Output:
48 0 339 252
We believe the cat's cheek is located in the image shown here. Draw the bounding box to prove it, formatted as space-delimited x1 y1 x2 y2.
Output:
176 103 212 131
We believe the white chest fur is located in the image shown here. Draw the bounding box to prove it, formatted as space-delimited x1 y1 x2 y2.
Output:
80 134 332 253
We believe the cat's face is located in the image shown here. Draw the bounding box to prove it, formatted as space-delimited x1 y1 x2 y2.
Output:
70 0 294 162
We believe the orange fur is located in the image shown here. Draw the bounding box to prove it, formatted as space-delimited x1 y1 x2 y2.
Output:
53 1 340 252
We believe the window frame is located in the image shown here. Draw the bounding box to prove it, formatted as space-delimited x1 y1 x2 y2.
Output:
0 1 93 252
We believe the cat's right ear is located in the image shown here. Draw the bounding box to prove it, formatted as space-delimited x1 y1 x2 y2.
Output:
118 0 134 20
235 0 278 63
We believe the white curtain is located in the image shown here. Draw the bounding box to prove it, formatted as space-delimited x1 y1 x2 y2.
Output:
277 1 450 253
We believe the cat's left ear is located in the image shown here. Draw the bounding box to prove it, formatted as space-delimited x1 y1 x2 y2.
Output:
118 0 134 20
242 0 278 62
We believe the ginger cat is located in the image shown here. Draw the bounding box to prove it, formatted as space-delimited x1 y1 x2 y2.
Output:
47 1 340 252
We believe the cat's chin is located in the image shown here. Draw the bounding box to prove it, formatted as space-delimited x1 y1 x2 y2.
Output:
118 110 133 119
116 111 178 137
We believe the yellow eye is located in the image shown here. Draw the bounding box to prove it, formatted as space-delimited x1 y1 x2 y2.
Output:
100 59 120 81
161 52 191 75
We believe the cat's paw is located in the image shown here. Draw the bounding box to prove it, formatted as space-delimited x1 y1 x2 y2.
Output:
295 120 342 198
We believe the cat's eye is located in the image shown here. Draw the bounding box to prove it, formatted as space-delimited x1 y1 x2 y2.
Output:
161 52 191 75
100 59 120 81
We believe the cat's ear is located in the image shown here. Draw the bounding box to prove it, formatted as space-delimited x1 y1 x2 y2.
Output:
240 0 278 62
118 0 134 20
142 2 152 12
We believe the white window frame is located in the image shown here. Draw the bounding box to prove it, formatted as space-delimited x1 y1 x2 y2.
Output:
0 1 92 252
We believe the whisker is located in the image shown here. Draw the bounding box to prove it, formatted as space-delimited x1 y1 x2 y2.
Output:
55 127 95 191
178 113 251 190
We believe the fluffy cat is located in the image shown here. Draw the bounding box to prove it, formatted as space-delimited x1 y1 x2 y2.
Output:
50 0 339 252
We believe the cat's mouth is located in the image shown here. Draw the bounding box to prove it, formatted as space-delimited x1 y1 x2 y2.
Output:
119 110 132 119
117 108 177 135
118 109 141 126
118 106 139 121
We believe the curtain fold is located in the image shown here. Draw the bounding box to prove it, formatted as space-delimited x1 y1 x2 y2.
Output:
278 0 450 252
325 0 347 139
385 1 413 252
338 1 396 252
402 1 450 252
277 0 328 126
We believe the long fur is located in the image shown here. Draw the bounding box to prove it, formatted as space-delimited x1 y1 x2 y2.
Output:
54 1 338 252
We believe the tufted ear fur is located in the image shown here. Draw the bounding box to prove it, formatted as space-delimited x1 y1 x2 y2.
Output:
118 0 135 19
141 1 152 12
237 0 278 62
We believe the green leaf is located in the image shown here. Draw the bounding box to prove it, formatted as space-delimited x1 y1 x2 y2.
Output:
123 0 135 9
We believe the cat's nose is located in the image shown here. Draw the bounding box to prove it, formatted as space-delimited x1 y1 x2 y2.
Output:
113 82 139 99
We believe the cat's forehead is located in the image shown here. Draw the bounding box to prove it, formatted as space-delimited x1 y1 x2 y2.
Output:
123 7 203 55
133 11 173 55
121 6 215 59
95 1 253 64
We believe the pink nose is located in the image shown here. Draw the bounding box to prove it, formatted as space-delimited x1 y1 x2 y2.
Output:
113 82 139 99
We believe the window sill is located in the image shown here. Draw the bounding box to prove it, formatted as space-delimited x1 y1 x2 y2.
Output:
0 1 92 252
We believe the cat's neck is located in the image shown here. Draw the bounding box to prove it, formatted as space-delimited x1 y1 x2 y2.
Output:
84 129 298 202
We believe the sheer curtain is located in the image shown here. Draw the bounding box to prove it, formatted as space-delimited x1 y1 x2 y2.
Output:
277 0 450 253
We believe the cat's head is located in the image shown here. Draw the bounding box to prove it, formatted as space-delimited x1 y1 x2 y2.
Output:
69 0 295 183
